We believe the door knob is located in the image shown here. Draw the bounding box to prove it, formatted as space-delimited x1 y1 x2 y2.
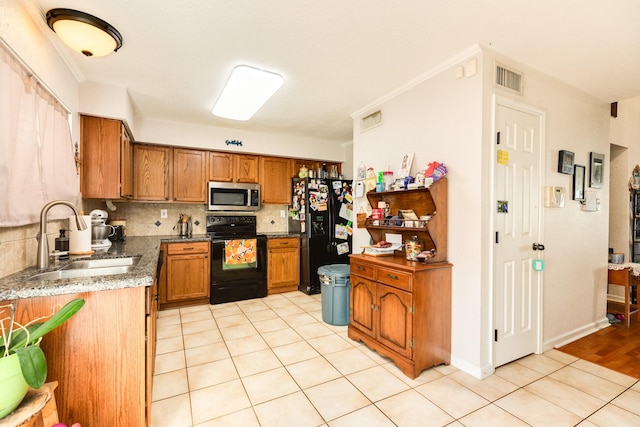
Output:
532 243 545 251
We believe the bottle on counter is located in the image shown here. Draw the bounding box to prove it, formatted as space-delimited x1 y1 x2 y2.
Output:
55 229 69 259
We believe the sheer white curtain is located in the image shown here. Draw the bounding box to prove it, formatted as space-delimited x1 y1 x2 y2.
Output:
0 41 79 226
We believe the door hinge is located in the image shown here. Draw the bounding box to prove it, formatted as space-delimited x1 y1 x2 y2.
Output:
494 329 498 342
409 339 414 349
409 305 414 315
496 131 501 145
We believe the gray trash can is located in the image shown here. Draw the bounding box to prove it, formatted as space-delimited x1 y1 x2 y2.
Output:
318 264 351 326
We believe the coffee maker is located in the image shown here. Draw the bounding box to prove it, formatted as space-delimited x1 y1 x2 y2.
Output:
90 209 113 250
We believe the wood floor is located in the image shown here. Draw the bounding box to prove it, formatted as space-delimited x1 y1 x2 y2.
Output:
557 302 640 379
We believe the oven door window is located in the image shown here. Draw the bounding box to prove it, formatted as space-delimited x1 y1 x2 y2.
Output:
223 239 257 270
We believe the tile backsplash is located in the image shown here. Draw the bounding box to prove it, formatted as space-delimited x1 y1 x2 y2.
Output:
0 201 289 279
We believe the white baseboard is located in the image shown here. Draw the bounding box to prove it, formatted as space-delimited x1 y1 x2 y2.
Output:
546 317 610 349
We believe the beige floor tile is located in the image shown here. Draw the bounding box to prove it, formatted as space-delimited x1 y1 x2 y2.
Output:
587 402 640 425
215 313 251 328
304 377 371 421
287 356 343 389
156 322 183 339
544 348 579 364
155 335 184 355
244 308 279 322
375 389 454 427
328 404 395 427
494 361 544 387
448 369 519 401
611 388 640 416
181 309 214 324
219 323 259 341
154 349 186 374
187 358 238 391
184 341 230 366
524 377 606 418
549 365 627 401
282 312 318 327
293 322 335 340
415 376 489 419
324 347 379 375
263 297 296 309
495 388 582 426
272 340 321 366
183 328 223 349
152 369 189 401
433 363 458 376
242 366 301 405
211 303 242 317
237 299 271 313
195 408 260 427
225 334 270 356
632 381 640 392
383 362 445 387
296 301 323 312
261 327 304 347
180 304 210 313
306 334 354 355
233 348 283 377
515 353 567 375
150 393 192 427
158 308 180 318
252 317 290 333
253 391 324 427
458 403 529 427
347 365 411 402
272 304 305 317
356 345 393 365
156 313 181 326
190 379 251 425
181 318 217 335
571 358 638 387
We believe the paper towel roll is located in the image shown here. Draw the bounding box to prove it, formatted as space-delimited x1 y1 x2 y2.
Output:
69 215 92 254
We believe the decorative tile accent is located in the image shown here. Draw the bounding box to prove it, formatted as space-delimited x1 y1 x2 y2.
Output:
155 220 162 227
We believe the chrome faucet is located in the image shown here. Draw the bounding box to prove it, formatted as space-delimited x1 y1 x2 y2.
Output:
37 200 87 269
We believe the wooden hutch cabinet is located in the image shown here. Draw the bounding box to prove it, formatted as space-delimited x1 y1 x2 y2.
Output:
348 178 451 378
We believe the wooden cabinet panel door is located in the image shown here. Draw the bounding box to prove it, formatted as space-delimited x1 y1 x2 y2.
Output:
166 254 210 301
174 148 206 202
80 116 121 199
120 124 133 199
209 152 234 182
260 156 292 204
350 276 376 337
133 144 171 201
236 154 259 183
268 248 299 290
377 285 413 358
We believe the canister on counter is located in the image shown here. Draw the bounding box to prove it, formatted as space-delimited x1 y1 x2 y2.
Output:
405 235 423 261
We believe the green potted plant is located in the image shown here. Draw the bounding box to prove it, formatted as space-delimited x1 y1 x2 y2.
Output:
0 298 85 419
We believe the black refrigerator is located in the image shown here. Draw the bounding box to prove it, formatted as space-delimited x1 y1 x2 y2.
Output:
289 177 353 294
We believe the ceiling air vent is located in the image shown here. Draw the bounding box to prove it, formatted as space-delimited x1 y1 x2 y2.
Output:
361 110 382 132
495 64 523 95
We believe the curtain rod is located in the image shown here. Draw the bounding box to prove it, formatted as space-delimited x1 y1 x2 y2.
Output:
0 36 71 114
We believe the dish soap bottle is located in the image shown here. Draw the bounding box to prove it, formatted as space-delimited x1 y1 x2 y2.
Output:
55 229 69 259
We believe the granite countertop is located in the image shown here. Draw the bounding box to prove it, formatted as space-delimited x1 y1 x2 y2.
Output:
0 235 211 301
262 232 302 238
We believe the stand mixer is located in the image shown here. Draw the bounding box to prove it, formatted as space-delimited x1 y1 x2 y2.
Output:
90 209 114 250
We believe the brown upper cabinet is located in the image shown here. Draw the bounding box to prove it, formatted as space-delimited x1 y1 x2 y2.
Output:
133 144 171 201
208 152 259 183
80 115 133 199
174 148 207 202
259 156 292 204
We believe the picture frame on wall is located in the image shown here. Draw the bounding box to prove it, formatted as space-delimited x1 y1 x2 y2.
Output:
573 164 585 201
558 150 575 174
589 152 604 188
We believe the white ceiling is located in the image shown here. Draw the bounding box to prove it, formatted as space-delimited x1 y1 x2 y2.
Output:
33 0 640 142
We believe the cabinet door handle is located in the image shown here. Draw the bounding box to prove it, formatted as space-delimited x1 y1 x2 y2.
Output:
386 273 399 280
182 247 195 251
357 266 366 271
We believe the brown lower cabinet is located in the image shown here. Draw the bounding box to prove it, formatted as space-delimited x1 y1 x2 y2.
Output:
348 254 452 379
267 237 300 294
159 241 210 309
10 283 157 426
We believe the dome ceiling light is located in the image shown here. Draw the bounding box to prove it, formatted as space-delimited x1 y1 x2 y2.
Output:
46 8 123 57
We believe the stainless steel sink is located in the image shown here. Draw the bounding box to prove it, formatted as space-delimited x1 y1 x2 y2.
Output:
29 256 141 281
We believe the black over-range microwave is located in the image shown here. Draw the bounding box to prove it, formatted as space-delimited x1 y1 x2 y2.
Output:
207 181 261 211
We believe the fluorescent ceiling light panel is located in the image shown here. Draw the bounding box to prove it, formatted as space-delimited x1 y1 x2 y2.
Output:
212 65 284 121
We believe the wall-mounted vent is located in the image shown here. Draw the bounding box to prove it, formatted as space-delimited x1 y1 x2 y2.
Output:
495 64 523 95
361 110 382 132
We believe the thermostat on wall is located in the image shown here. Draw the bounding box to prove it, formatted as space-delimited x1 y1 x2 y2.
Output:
544 186 565 208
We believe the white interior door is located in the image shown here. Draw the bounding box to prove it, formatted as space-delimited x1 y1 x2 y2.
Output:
493 99 544 368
